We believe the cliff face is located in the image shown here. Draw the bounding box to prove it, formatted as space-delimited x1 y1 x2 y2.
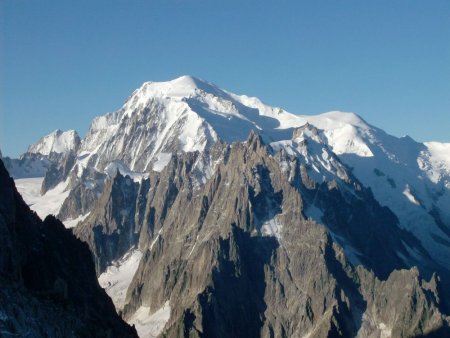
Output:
76 133 450 337
74 172 142 273
0 159 137 338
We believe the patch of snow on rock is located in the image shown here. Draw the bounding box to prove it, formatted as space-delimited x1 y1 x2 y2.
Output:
403 184 420 205
152 152 172 172
261 216 282 240
128 301 171 338
421 142 450 184
63 212 90 229
105 160 149 183
98 249 143 310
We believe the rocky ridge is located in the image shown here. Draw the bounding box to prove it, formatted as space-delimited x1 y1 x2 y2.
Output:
77 132 450 337
0 159 137 337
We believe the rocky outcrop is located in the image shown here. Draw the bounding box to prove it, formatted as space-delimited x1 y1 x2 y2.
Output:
74 172 141 273
75 142 227 275
79 132 449 337
0 159 137 337
58 165 107 221
41 150 77 194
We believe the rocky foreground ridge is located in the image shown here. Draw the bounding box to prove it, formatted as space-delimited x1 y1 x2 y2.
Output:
0 159 137 337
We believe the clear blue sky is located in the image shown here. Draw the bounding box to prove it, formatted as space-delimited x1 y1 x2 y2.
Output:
1 0 449 157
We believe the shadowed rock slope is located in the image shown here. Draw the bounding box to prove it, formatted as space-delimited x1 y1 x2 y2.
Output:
0 159 137 338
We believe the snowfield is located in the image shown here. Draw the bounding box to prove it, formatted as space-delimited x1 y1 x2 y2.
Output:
98 249 143 310
14 177 69 220
128 301 171 338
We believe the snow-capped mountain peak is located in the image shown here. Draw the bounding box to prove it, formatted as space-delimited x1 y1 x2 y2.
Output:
141 75 219 98
27 129 80 156
123 76 221 112
8 76 450 331
17 76 450 270
79 76 305 172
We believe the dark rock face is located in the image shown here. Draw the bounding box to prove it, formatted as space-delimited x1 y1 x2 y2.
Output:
0 159 137 337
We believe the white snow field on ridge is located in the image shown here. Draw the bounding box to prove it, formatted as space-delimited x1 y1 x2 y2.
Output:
14 177 70 220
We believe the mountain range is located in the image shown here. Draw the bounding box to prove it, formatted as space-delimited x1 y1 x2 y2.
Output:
2 76 450 337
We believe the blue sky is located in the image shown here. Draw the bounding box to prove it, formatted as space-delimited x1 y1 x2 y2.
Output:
1 0 449 157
